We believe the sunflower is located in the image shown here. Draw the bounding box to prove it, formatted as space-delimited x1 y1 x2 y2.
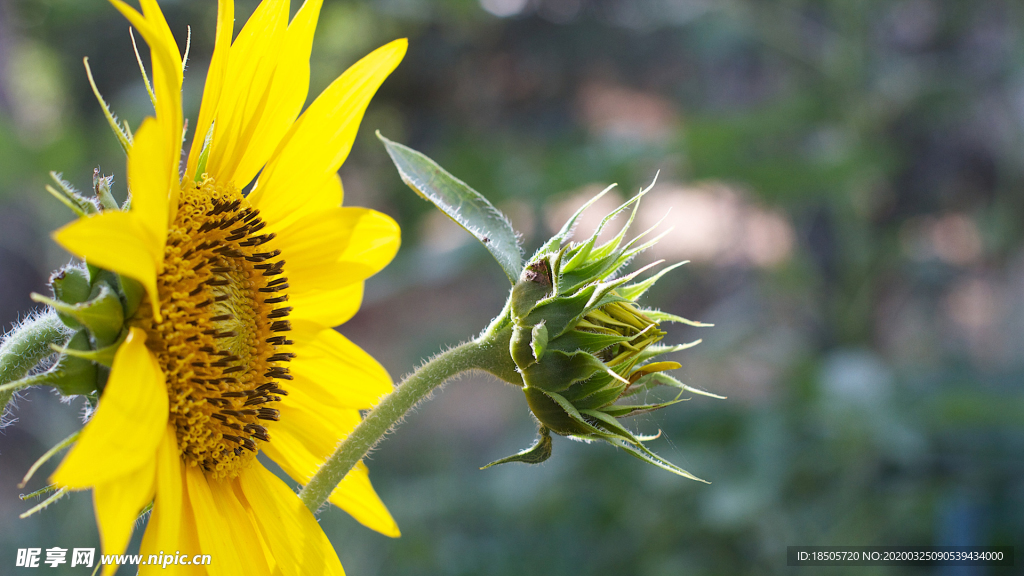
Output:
47 0 406 573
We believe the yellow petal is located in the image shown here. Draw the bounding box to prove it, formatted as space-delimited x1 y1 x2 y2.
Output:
140 464 205 576
289 261 376 293
94 461 157 576
250 38 407 224
127 117 171 251
230 0 326 188
52 328 167 488
273 207 367 274
339 208 401 272
262 404 399 536
108 0 183 188
265 173 344 233
186 469 272 576
286 208 400 293
288 371 369 416
138 426 182 555
288 320 392 408
289 281 364 328
328 461 401 538
239 465 345 576
186 0 234 181
269 404 361 468
53 211 161 316
204 0 289 185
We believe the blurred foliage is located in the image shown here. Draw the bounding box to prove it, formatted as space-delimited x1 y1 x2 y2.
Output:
1 0 1022 575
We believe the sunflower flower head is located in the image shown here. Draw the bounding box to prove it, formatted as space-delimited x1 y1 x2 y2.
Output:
17 0 408 572
484 181 723 481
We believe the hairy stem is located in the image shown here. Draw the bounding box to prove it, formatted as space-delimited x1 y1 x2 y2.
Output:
300 325 520 512
0 311 68 422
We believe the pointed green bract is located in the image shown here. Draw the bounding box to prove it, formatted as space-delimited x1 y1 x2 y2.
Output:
84 57 132 154
481 426 553 468
50 267 92 329
47 172 99 217
31 284 123 348
92 169 119 211
378 132 523 283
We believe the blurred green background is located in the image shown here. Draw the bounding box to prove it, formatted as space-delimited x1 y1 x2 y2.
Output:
1 0 1022 574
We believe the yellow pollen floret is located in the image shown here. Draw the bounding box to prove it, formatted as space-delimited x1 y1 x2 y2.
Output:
131 177 292 479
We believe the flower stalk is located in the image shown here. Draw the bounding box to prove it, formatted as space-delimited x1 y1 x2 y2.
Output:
300 324 521 512
0 312 69 421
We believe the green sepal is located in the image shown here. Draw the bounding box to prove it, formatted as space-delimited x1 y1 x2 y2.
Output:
522 285 595 339
632 340 702 366
602 434 708 482
510 323 535 369
46 172 98 217
32 284 124 348
530 322 548 363
523 387 595 436
616 261 687 302
565 377 627 411
532 184 616 260
546 329 631 355
511 259 553 319
84 56 132 154
88 265 120 289
19 486 70 519
19 431 78 489
521 349 606 393
599 396 690 419
581 262 662 313
49 267 92 329
624 371 726 400
92 169 119 211
642 309 714 328
117 274 144 319
579 408 642 442
481 426 553 469
37 331 98 396
559 252 621 293
52 329 126 368
561 191 643 275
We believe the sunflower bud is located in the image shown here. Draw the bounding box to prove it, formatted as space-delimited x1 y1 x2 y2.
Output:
25 262 134 396
487 182 721 480
374 135 719 479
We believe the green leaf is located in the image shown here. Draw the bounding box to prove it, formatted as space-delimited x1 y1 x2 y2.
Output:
378 132 522 283
481 426 553 469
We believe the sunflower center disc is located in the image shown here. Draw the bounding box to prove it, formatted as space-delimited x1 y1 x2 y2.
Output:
131 178 293 479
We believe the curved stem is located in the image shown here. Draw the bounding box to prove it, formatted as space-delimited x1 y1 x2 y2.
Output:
299 325 520 512
0 311 68 421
